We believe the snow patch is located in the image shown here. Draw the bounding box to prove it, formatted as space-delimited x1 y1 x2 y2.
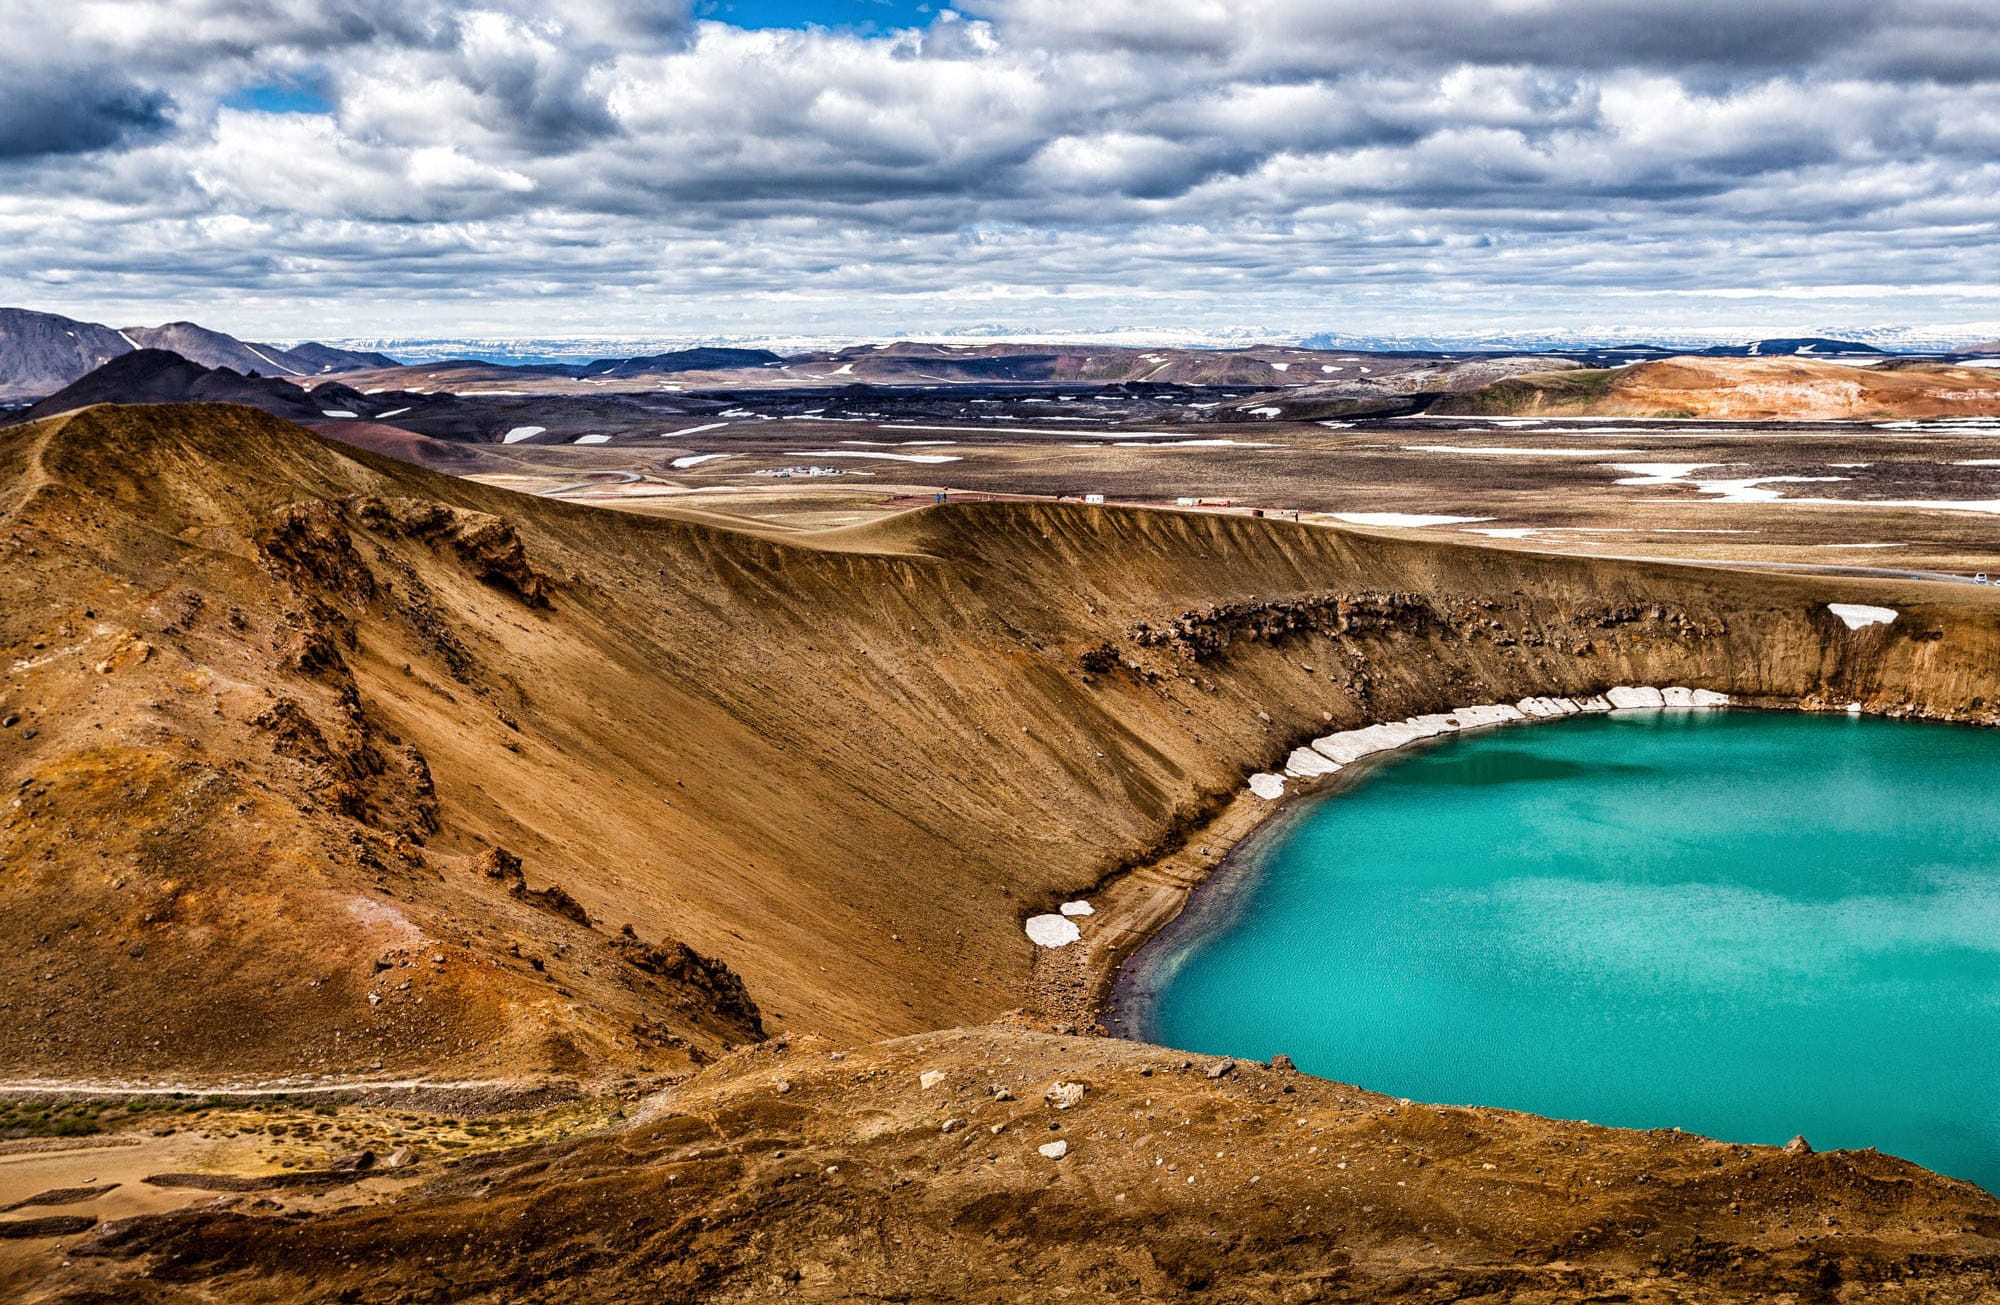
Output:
245 343 303 376
1247 773 1287 801
501 425 546 444
1331 513 1494 528
1411 445 1646 457
1025 914 1082 948
784 450 962 464
1828 603 1898 630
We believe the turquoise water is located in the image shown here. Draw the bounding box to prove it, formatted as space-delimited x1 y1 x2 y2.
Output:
1131 710 2000 1192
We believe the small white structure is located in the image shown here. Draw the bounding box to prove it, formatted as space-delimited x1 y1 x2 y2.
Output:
1083 493 1106 505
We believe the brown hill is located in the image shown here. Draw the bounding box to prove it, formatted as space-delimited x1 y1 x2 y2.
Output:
7 403 2000 1300
9 402 2000 1087
1433 355 2000 419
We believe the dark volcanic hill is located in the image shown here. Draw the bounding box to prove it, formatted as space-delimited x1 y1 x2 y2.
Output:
1700 337 1884 357
10 349 330 424
9 351 445 432
581 346 784 377
281 339 404 373
0 307 133 403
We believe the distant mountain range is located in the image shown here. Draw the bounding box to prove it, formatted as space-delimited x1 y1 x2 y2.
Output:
0 308 396 403
8 303 2000 408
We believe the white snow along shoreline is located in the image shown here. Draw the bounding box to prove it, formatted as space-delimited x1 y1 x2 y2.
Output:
1246 686 1732 802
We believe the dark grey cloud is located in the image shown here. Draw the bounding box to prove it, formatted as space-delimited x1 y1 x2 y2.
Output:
1 0 1996 339
0 75 173 159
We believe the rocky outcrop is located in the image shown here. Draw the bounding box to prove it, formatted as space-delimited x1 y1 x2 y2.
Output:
1127 592 1722 664
615 930 766 1042
349 495 552 607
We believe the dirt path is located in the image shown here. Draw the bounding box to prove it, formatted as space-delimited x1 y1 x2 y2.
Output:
0 1079 586 1116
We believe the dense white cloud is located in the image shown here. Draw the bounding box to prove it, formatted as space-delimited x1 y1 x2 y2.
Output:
2 0 1998 339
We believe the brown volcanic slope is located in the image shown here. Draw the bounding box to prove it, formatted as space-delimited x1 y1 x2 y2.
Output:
1436 355 2000 420
7 402 2000 1085
44 1027 2000 1305
7 404 2000 1300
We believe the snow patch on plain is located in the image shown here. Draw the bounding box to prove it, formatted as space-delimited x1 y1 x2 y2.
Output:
1331 512 1494 528
784 450 962 464
1411 445 1646 457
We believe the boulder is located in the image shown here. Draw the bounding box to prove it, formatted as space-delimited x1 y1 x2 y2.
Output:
1045 1081 1087 1110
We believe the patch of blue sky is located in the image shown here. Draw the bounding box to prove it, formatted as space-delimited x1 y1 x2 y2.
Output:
222 80 334 116
697 0 956 33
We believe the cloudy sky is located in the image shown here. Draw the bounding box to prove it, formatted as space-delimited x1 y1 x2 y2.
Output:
6 0 1999 343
